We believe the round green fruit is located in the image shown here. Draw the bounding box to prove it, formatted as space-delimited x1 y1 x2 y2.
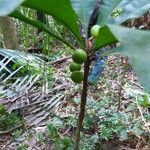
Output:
91 25 100 38
71 71 84 83
69 62 81 72
72 49 87 64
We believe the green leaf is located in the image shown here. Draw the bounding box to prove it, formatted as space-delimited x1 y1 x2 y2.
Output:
98 0 122 26
94 25 118 51
10 10 75 50
70 0 97 35
0 0 24 16
107 25 150 92
139 94 150 108
22 0 82 44
98 0 150 25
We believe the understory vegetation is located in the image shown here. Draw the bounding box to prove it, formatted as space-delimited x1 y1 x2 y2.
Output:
0 1 150 150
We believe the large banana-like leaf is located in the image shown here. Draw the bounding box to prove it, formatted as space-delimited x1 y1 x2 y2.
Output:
22 0 82 44
70 0 97 36
0 0 24 16
98 0 150 25
95 25 150 92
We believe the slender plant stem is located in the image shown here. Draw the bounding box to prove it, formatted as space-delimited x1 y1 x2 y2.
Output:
74 57 91 150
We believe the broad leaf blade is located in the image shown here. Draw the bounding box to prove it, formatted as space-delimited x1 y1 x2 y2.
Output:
70 0 97 35
109 0 150 25
94 26 118 51
108 25 150 92
98 0 150 25
98 0 121 26
10 10 75 50
0 0 24 16
22 0 82 44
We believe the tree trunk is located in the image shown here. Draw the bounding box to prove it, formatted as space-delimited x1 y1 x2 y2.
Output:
0 16 18 49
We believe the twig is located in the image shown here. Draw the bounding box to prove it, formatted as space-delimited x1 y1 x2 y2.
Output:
130 81 143 90
50 56 71 65
0 124 23 135
63 126 71 135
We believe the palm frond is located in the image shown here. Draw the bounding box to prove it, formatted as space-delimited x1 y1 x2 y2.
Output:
0 49 42 98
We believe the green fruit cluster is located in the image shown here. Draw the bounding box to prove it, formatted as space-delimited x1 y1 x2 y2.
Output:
69 49 87 83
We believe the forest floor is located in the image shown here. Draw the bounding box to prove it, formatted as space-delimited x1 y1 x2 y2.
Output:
0 53 150 150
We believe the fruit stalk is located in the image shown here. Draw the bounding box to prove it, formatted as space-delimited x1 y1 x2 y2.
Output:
74 56 91 150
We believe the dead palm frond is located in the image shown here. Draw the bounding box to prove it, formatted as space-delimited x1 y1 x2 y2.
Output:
0 48 42 98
